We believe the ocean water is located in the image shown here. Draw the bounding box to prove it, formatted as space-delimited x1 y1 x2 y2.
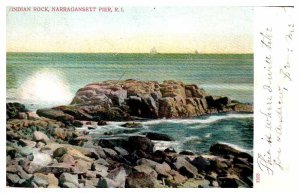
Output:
6 52 253 153
84 113 253 155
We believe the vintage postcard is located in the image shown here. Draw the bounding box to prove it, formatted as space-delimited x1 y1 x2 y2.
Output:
1 0 296 192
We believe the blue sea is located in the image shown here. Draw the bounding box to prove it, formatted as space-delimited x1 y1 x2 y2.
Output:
6 52 253 154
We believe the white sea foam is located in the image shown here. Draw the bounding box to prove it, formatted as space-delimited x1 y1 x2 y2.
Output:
204 133 212 138
90 114 252 128
106 121 127 126
184 135 200 142
153 140 181 152
188 125 207 129
202 83 253 91
141 113 253 126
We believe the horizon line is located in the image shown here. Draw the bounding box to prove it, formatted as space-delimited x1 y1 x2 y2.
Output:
6 51 254 55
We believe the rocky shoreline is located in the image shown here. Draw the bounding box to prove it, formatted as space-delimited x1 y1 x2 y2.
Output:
6 80 253 188
34 80 252 125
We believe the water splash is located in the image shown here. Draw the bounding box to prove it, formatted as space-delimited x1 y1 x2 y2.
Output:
19 69 73 107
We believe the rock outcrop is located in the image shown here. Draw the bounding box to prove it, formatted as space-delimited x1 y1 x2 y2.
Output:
36 80 252 123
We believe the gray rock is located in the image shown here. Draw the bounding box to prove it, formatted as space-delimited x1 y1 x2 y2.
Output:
36 108 74 124
210 158 230 172
191 155 210 172
7 173 20 184
114 146 129 156
19 139 37 148
59 173 80 188
109 89 127 106
32 173 49 187
174 156 198 178
62 182 77 188
98 167 126 188
95 158 109 166
17 146 34 157
210 143 253 161
137 158 171 177
126 172 159 188
33 131 50 142
166 169 187 186
134 164 158 178
91 163 108 177
98 137 128 150
84 178 99 187
197 179 210 188
102 148 118 158
127 136 154 153
17 165 33 180
52 105 94 121
6 165 18 173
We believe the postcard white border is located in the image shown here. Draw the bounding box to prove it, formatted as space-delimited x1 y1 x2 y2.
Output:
0 0 298 193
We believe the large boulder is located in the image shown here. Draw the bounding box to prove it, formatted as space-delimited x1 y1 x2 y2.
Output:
137 158 171 177
173 156 198 178
53 105 94 121
66 79 253 121
210 143 252 161
133 165 158 178
191 155 211 172
36 108 74 124
127 136 154 153
98 137 129 149
53 147 93 162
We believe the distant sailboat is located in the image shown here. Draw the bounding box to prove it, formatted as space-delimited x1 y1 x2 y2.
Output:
150 47 157 54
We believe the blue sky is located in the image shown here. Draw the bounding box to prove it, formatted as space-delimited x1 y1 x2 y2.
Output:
7 6 253 53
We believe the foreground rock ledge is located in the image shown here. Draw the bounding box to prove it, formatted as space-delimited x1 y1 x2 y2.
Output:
37 80 253 122
6 102 253 188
